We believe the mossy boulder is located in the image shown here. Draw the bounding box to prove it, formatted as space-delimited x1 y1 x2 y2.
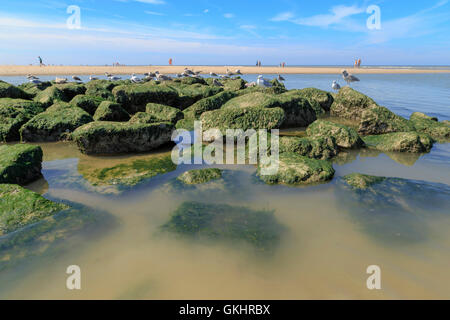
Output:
358 106 415 135
20 104 93 142
85 80 116 101
0 144 43 185
342 173 385 190
177 168 222 185
410 112 438 122
258 152 335 185
410 112 450 140
331 87 378 120
0 184 69 236
70 94 104 115
363 132 434 153
183 91 239 120
201 107 285 135
294 88 334 111
0 81 29 99
18 81 52 97
144 103 183 123
161 201 284 251
221 78 246 91
175 118 195 131
0 98 45 142
34 86 67 107
54 83 86 100
279 136 338 160
443 120 450 126
306 120 365 149
93 101 130 122
72 121 174 154
112 83 179 114
166 83 223 109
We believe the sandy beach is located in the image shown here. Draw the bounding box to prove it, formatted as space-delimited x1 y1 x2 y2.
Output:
0 65 449 76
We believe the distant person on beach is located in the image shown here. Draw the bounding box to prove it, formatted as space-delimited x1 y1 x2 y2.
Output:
38 56 44 66
169 58 173 65
358 59 362 67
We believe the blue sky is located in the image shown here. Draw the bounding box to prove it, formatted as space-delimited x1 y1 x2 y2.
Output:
0 0 449 65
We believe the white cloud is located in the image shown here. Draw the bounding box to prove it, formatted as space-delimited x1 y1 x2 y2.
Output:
203 9 209 14
293 5 364 27
145 11 165 16
224 13 234 19
270 12 294 22
135 0 165 4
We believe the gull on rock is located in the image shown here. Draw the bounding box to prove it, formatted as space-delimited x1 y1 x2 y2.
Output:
55 77 68 84
332 80 341 91
256 75 272 88
130 74 142 83
72 76 82 82
210 72 218 77
89 75 98 81
342 70 360 85
277 74 285 81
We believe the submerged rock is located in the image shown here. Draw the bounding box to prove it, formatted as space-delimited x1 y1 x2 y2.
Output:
0 98 45 142
0 184 69 236
161 201 284 251
93 101 130 122
342 173 386 190
358 106 415 135
72 121 174 154
70 94 105 115
20 103 93 142
279 136 338 160
410 112 450 141
330 87 378 120
306 119 365 149
177 168 223 185
0 80 29 99
363 132 434 153
0 144 43 185
258 152 335 185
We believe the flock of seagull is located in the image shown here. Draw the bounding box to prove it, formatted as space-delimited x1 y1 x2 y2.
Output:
26 69 359 91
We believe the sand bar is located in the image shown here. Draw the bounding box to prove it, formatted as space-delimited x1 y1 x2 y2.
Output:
0 65 449 76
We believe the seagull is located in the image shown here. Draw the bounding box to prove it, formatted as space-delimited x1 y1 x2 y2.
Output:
72 76 82 82
219 74 230 79
235 69 242 75
209 72 218 77
105 72 112 78
108 75 121 81
27 74 39 80
256 75 272 88
277 74 285 81
130 74 142 83
332 80 341 91
156 74 172 81
55 77 68 84
89 75 98 81
212 79 223 87
148 72 156 78
184 68 195 76
29 78 42 84
342 70 360 85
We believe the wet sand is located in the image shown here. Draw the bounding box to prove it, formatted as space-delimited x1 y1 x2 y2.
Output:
1 65 449 76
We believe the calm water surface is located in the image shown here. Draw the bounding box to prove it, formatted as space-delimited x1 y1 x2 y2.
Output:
0 74 449 299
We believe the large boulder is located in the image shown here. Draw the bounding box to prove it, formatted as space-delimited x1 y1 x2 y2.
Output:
72 121 174 154
166 83 223 109
306 120 365 149
54 83 86 100
34 86 67 107
93 101 130 122
145 103 183 123
279 136 338 160
0 144 43 185
0 184 69 236
363 132 434 153
85 79 117 101
358 106 415 135
70 94 105 115
177 168 223 185
294 88 334 111
20 103 93 142
410 112 450 140
258 152 335 185
18 81 52 98
0 81 29 99
330 87 378 120
0 98 45 142
183 91 239 120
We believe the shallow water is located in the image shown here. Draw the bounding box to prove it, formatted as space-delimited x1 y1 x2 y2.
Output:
0 75 450 299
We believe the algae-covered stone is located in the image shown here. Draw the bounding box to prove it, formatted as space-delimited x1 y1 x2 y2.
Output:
93 101 130 122
410 112 450 140
358 106 415 135
161 201 284 251
144 103 183 123
85 80 116 101
113 83 179 114
34 86 67 107
175 118 195 131
0 184 69 236
279 136 338 160
18 81 52 97
0 80 29 99
0 98 45 142
20 104 94 142
54 83 86 100
70 94 104 115
258 152 335 185
183 91 239 120
363 132 434 153
73 121 174 154
221 78 246 91
0 144 43 185
306 119 365 149
295 88 334 111
166 83 223 109
330 87 378 120
201 107 285 134
177 168 222 185
343 173 386 190
443 120 450 126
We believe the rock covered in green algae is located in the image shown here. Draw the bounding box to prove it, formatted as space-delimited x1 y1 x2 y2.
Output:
34 86 67 107
54 83 86 100
0 80 30 99
69 94 105 115
183 91 239 120
0 184 69 236
177 168 223 185
330 87 378 120
220 78 247 91
113 83 180 114
20 103 94 142
358 106 415 135
279 136 338 160
410 112 450 140
72 121 174 154
175 118 195 131
161 201 284 251
0 98 45 142
363 132 434 153
410 112 438 122
342 173 386 190
293 87 334 112
201 107 285 134
18 81 52 98
442 120 450 126
0 144 43 185
142 103 183 123
258 152 335 185
306 119 365 149
93 101 130 122
85 80 117 101
164 82 223 109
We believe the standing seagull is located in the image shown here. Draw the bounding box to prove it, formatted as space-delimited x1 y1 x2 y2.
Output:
342 70 360 85
277 74 285 81
209 72 218 77
235 69 242 75
256 75 272 88
332 80 341 91
130 74 142 83
72 76 82 82
89 75 98 81
108 75 121 81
